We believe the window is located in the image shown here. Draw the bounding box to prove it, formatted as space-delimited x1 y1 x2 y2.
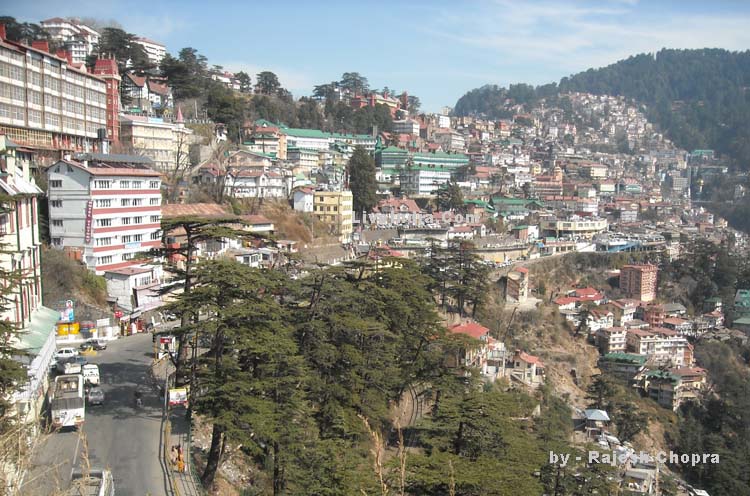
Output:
120 180 130 189
121 199 130 206
150 215 160 223
149 181 159 189
132 198 143 206
132 181 142 189
52 237 62 246
50 180 62 188
150 231 161 240
133 216 142 224
97 218 112 227
122 252 134 261
121 217 131 225
95 199 111 208
52 219 63 227
133 234 143 242
150 198 159 205
98 255 113 265
94 180 110 189
121 235 132 243
50 200 62 208
95 237 112 246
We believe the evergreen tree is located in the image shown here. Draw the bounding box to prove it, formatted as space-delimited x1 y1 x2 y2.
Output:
347 146 377 219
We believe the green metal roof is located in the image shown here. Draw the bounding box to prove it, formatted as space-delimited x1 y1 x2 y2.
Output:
600 352 647 365
19 306 59 353
644 369 679 382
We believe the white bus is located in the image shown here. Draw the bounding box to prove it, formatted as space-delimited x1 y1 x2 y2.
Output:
51 374 85 430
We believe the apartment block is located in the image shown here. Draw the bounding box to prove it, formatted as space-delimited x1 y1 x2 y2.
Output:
119 115 193 172
0 26 109 157
46 154 163 275
620 264 658 302
313 190 353 243
506 267 529 302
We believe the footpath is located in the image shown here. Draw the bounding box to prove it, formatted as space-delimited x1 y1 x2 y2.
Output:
151 355 203 496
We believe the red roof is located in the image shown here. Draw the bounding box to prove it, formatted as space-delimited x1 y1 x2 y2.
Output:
515 350 544 368
126 73 146 87
554 296 578 306
61 159 159 177
147 80 170 95
449 321 490 339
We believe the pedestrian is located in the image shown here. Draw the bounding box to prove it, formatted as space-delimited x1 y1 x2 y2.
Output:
177 448 185 473
170 445 177 466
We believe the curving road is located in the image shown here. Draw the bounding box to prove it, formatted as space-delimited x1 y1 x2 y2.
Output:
20 333 169 496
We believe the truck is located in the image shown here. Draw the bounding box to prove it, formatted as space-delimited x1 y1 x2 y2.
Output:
50 374 85 430
68 468 115 496
82 364 100 386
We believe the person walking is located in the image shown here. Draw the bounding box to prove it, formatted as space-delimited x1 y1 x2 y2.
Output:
170 445 178 467
176 445 185 473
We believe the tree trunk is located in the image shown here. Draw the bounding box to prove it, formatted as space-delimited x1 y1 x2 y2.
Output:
175 232 195 386
273 440 284 496
201 423 224 487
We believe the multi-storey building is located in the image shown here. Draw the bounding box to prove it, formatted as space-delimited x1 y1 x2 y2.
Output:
133 37 166 67
46 154 162 275
539 215 608 239
392 119 420 136
92 57 120 143
119 115 193 172
224 169 286 199
0 27 109 159
313 190 353 243
39 18 100 65
506 267 529 303
596 327 627 354
0 135 57 446
626 328 690 366
433 129 466 152
620 264 658 302
400 166 452 196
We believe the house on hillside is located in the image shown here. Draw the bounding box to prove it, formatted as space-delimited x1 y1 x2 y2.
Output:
506 350 545 388
446 321 491 377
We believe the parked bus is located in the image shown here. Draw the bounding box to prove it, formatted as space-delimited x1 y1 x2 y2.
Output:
50 374 85 430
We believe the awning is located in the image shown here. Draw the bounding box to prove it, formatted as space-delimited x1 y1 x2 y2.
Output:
20 306 60 353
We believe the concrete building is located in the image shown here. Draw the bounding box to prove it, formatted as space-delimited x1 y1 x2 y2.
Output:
119 115 193 172
292 187 314 212
92 57 121 143
620 264 658 302
39 18 100 65
133 37 166 67
400 167 452 196
392 119 420 135
0 136 57 471
0 27 110 159
539 216 608 239
506 267 529 302
224 169 286 199
433 129 466 152
313 190 353 243
46 154 162 275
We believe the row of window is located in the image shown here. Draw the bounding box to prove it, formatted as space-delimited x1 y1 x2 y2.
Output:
0 103 25 121
94 180 161 190
93 197 160 207
0 84 26 101
96 215 161 227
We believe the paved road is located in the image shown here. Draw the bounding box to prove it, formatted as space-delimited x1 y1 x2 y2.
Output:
20 333 169 496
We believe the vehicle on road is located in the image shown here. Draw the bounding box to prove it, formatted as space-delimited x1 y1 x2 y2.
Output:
55 347 78 360
50 374 85 429
82 364 100 386
80 339 107 351
57 359 82 375
68 468 114 496
87 386 105 406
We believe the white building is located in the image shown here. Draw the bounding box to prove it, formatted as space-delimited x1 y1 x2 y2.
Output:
434 129 466 152
392 119 420 135
39 18 100 64
292 187 314 212
46 155 163 276
224 170 286 199
0 136 57 484
437 114 451 129
119 115 193 172
400 167 452 196
133 37 166 67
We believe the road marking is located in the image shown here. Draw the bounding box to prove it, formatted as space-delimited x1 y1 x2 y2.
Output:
70 430 82 480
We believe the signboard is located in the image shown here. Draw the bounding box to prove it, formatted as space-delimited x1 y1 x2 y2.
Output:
169 387 188 406
84 200 93 243
124 241 142 250
59 299 75 323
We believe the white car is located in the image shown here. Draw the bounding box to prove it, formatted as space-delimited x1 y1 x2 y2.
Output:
55 347 78 360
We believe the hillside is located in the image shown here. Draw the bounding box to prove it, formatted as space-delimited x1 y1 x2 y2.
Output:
454 48 750 167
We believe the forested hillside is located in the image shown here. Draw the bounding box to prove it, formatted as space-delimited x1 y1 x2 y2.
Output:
454 49 750 168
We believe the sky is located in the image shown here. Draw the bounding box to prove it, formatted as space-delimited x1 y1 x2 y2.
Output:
5 0 750 112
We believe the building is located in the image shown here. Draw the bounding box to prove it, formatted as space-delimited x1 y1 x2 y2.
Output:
447 321 491 376
399 167 452 196
313 190 353 243
0 26 110 158
292 187 314 212
224 169 285 199
120 73 173 116
392 119 420 136
39 18 100 64
433 129 466 152
598 352 647 380
539 216 608 239
119 115 193 172
506 350 545 388
506 267 529 302
596 327 627 354
46 154 162 275
0 136 58 464
640 367 706 410
91 57 121 144
620 264 658 302
626 328 690 366
133 37 166 67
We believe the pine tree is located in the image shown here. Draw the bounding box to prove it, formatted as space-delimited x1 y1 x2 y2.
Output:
347 146 377 219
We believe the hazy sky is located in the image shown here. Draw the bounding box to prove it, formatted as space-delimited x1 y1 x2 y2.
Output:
6 0 750 111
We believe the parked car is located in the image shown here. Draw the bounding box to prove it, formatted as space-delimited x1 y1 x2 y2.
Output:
57 359 82 375
82 364 100 385
83 339 107 351
55 347 78 360
87 386 105 406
